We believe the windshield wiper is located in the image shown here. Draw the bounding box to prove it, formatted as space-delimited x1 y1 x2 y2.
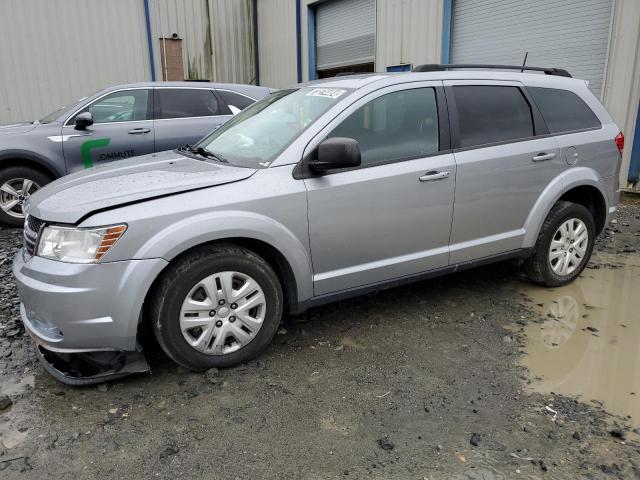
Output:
179 145 228 163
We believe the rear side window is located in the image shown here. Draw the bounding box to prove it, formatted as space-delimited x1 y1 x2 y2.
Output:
155 89 221 119
328 87 439 167
216 90 255 111
452 86 534 148
529 87 601 134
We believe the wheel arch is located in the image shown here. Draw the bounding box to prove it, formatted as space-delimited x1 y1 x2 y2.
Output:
0 153 62 180
523 168 609 247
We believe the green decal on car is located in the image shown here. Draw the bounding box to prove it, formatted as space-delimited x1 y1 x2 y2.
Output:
81 138 110 168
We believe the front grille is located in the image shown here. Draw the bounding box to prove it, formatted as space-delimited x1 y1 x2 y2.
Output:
24 215 44 256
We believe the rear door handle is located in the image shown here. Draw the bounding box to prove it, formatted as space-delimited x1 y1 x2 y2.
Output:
128 128 151 135
419 171 450 182
532 152 556 162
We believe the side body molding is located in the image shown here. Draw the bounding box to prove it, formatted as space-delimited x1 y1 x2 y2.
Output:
132 210 315 304
522 167 607 247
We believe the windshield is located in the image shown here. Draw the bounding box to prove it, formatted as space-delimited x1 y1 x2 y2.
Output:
196 87 352 168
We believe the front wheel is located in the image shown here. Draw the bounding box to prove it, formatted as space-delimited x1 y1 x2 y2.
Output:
0 166 51 226
150 244 283 371
524 201 595 287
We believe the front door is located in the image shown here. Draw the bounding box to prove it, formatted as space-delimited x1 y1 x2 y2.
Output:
444 81 564 263
304 83 456 296
62 88 154 172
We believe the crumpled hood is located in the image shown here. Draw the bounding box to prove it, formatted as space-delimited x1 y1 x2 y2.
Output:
0 122 37 136
28 150 257 224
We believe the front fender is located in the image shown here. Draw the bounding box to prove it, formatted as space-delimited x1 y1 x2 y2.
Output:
522 167 608 247
133 210 314 303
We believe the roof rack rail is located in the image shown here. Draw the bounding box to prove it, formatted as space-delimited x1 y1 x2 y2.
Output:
412 63 572 78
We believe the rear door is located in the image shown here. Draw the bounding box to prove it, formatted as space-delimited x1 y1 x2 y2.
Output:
304 82 456 295
153 87 230 151
62 88 154 172
444 81 563 263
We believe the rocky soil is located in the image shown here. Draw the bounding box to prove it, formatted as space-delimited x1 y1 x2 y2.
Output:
0 195 639 479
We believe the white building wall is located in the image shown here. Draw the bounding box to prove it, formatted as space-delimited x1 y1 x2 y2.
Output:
257 0 298 88
0 0 150 124
375 0 444 72
602 0 640 188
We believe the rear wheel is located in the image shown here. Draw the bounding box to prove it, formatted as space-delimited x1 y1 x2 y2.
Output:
524 201 595 287
0 166 50 226
150 244 283 371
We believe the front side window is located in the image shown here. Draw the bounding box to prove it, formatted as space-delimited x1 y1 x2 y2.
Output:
70 89 150 124
156 89 220 119
328 88 439 167
197 87 351 168
529 87 601 134
453 86 534 148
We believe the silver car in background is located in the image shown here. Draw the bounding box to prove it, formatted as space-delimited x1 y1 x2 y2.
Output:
13 66 623 384
0 82 270 225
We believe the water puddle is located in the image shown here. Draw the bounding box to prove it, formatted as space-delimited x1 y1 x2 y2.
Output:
519 251 640 423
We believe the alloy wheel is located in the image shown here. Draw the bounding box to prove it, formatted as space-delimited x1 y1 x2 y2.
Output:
0 178 40 219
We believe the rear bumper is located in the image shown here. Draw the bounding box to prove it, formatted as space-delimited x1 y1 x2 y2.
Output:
13 249 168 352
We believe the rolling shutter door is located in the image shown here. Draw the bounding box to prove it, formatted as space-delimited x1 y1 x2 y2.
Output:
450 0 613 97
316 0 375 71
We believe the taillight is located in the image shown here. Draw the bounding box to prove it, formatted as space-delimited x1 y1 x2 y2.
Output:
615 132 624 155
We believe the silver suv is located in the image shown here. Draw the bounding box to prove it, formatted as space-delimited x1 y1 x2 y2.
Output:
0 82 269 225
13 66 623 383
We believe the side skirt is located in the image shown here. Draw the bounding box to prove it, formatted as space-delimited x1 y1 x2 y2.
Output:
291 248 532 314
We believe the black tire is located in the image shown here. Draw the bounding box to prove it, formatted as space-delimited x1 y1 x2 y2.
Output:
0 166 51 226
524 201 595 287
149 244 283 371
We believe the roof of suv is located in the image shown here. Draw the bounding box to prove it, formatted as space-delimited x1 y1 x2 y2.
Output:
101 81 268 92
302 70 586 91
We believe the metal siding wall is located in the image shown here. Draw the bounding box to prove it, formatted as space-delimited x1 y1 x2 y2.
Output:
148 0 254 84
602 0 640 188
375 0 444 71
257 0 298 88
450 0 613 97
210 0 255 84
0 0 150 124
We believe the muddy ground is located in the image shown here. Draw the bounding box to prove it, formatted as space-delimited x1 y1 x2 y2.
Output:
1 196 640 479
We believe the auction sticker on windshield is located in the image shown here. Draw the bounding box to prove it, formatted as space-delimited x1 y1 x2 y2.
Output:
306 88 346 99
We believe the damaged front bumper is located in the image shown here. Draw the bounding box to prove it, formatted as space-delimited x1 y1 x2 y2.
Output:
13 248 168 385
35 345 149 386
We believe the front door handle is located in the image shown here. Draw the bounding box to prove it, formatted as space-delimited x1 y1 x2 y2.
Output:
532 152 556 162
128 128 151 135
419 171 450 182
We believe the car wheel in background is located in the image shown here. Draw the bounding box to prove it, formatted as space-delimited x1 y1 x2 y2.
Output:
524 201 595 287
0 166 51 226
150 244 283 371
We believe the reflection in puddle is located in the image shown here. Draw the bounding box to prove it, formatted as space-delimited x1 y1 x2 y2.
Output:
520 252 640 423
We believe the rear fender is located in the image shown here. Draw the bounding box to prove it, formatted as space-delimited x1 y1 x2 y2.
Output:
523 167 606 247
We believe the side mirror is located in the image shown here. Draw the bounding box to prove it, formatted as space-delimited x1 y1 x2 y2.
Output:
74 112 94 130
308 137 361 172
228 105 241 115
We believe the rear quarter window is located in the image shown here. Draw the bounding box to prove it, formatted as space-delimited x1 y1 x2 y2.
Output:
529 87 601 134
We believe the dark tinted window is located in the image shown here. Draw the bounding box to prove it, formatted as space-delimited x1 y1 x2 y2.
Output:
328 88 439 167
156 89 220 119
529 87 601 133
453 86 534 148
216 90 255 111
